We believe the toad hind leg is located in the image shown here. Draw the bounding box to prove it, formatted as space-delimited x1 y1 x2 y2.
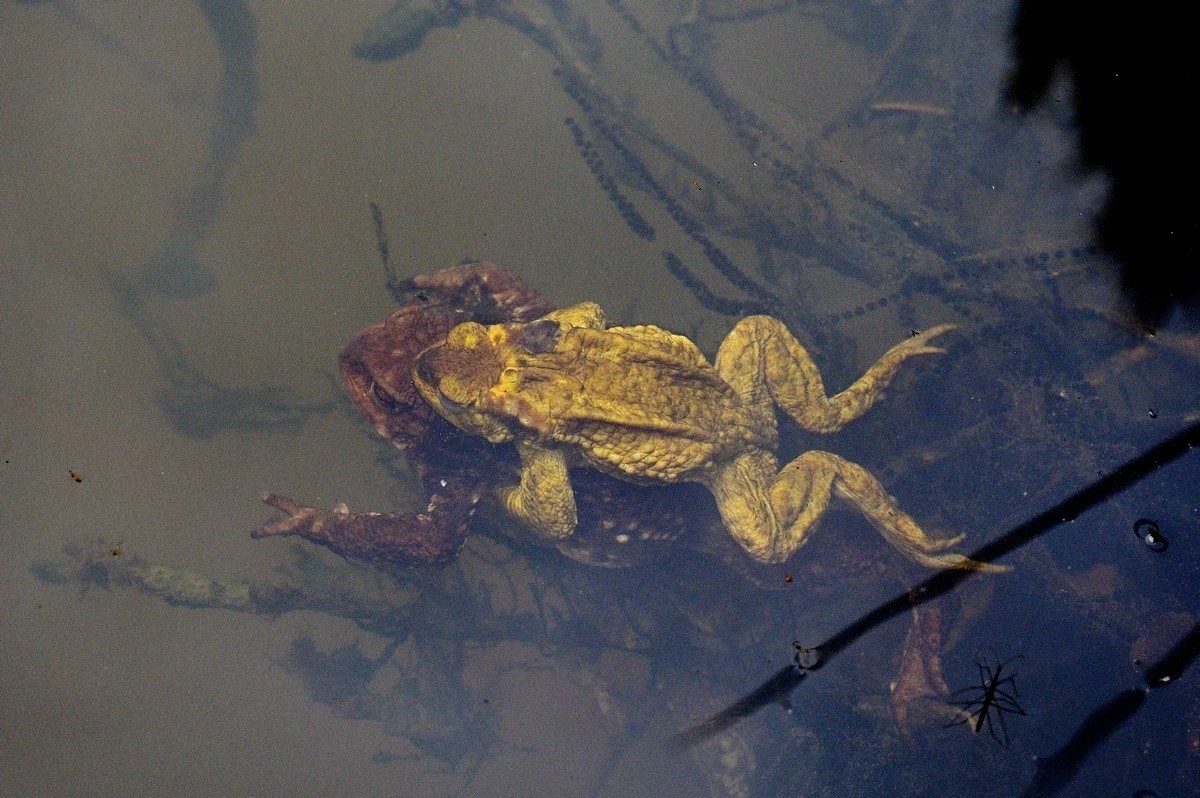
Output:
711 450 1003 571
715 317 956 434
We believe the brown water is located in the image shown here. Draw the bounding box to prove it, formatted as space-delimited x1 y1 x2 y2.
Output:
4 2 1197 797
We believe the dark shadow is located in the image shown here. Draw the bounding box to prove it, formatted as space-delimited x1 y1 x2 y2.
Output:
1020 618 1200 797
1005 0 1198 326
672 420 1200 759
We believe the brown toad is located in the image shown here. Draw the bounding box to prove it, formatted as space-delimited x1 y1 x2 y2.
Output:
412 301 998 570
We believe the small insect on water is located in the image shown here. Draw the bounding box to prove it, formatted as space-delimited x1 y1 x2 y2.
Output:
946 653 1027 745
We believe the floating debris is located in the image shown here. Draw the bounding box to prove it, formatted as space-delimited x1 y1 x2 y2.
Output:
1133 518 1168 552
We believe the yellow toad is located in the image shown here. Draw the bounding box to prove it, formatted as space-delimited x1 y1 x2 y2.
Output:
412 302 995 570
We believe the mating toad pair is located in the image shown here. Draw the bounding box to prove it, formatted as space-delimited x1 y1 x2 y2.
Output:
257 263 996 572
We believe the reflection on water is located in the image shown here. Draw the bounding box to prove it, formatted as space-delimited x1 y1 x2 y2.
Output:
6 1 1200 796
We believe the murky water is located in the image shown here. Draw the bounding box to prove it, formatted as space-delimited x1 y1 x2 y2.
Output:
3 2 1198 796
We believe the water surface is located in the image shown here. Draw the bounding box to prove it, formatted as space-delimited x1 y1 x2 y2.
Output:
3 2 1197 796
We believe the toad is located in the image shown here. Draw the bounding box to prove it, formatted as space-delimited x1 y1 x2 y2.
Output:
412 301 998 570
252 263 692 567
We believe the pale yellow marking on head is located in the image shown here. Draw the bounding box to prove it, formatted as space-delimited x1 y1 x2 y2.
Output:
447 321 487 350
499 367 521 390
488 325 509 346
438 375 468 404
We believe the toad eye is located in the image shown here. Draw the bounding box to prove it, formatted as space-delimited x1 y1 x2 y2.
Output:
369 381 405 414
437 385 466 413
415 357 437 389
516 319 562 354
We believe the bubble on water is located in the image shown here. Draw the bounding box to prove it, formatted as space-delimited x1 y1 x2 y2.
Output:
1133 518 1168 552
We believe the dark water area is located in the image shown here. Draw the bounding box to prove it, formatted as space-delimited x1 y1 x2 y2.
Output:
3 2 1198 796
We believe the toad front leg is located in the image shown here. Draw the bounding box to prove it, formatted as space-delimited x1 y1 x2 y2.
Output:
251 463 483 566
497 441 578 540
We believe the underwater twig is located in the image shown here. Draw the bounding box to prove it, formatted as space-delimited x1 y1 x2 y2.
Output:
139 0 260 298
32 540 436 638
369 201 393 281
672 418 1200 750
369 201 414 306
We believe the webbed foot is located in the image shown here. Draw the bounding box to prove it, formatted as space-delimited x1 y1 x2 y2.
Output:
251 492 473 566
251 493 332 539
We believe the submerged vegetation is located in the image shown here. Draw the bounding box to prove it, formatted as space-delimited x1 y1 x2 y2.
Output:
25 0 1200 795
